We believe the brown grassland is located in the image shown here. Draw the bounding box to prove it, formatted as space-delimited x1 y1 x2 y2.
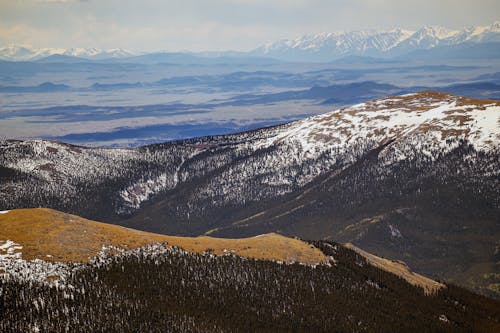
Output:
344 243 445 295
0 208 449 293
0 208 327 264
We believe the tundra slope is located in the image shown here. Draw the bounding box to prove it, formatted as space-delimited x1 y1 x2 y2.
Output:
0 91 499 296
0 208 326 265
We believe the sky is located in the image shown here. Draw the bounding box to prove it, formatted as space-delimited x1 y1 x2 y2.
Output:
0 0 499 51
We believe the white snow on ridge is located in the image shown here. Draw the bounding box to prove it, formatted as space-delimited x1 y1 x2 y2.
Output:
262 93 499 159
119 173 170 212
196 92 499 207
1 91 498 215
468 106 500 151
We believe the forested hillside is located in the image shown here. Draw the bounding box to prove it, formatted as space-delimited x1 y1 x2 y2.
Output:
1 241 499 332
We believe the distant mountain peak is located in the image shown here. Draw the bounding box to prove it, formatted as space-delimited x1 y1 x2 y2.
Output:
412 25 457 39
489 21 500 30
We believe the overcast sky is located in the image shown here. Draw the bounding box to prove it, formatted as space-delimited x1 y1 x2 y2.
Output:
0 0 498 51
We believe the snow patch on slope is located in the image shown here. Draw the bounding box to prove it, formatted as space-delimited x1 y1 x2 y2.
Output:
0 240 22 260
117 150 204 213
193 92 499 208
118 173 170 212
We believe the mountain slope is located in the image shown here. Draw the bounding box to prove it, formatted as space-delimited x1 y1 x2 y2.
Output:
123 91 498 235
0 207 452 296
3 239 499 332
0 208 325 264
2 212 500 332
0 91 497 231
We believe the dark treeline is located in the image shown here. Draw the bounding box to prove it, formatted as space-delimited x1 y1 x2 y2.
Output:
1 242 499 332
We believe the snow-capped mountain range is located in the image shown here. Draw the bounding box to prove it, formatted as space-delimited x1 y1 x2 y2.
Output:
0 46 137 61
253 21 500 61
1 22 499 62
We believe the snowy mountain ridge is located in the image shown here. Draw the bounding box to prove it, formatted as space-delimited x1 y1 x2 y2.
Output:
0 91 498 220
254 22 500 60
1 22 499 62
260 91 499 156
0 45 137 61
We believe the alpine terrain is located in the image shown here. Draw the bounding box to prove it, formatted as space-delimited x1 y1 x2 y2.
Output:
1 91 498 299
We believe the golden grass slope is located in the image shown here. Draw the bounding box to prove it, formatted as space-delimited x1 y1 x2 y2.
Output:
0 208 327 264
344 243 445 295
